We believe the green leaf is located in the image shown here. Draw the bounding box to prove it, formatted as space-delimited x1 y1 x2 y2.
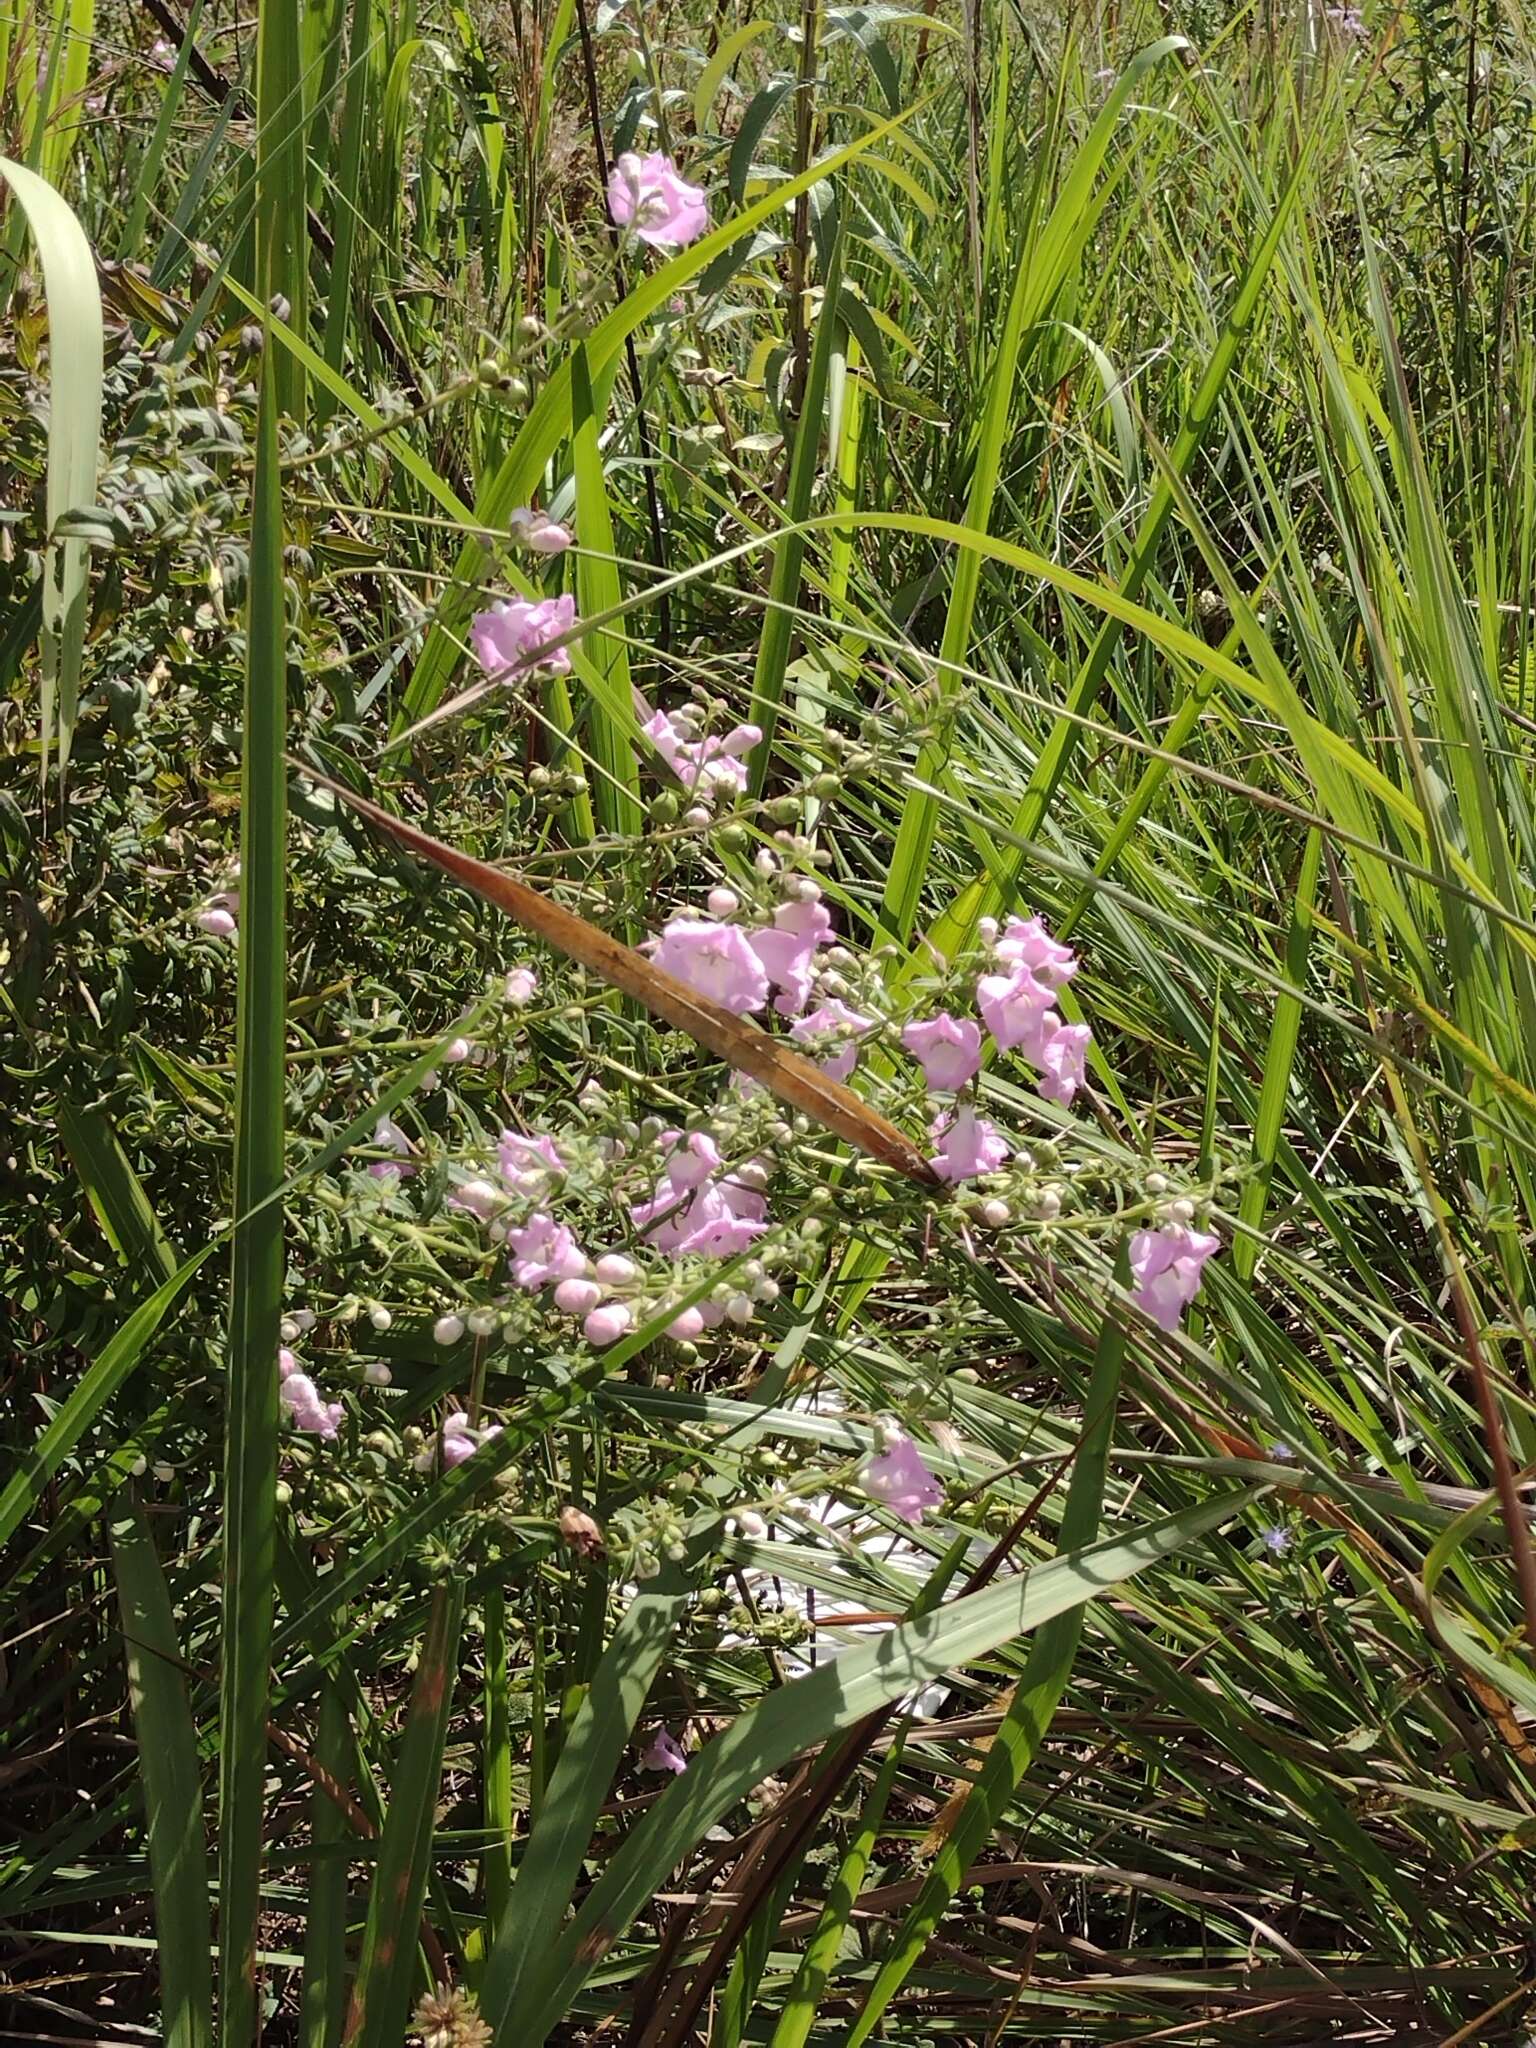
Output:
509 1485 1259 2039
109 1496 214 2048
0 154 103 781
217 353 288 2047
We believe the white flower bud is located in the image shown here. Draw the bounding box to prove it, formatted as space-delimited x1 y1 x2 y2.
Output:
433 1314 466 1346
368 1305 393 1331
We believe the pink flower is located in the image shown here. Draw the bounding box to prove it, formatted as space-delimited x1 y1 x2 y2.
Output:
448 1177 505 1222
584 1302 633 1346
280 1370 343 1440
660 1129 723 1190
1035 1021 1091 1106
639 1725 690 1774
930 1103 1010 1183
504 965 538 1005
863 1433 943 1523
666 1306 705 1341
790 999 873 1082
554 1276 603 1316
413 1412 498 1471
507 1212 588 1289
367 1114 415 1180
632 1173 767 1258
1129 1224 1220 1332
902 1013 982 1092
497 1130 565 1195
644 709 761 795
608 153 709 248
977 963 1055 1054
650 916 769 1014
277 1346 299 1381
471 594 578 680
509 506 574 554
993 914 1078 990
748 898 834 1017
196 891 238 937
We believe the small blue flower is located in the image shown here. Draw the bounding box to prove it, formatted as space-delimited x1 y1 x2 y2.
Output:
1260 1525 1292 1555
1267 1440 1295 1462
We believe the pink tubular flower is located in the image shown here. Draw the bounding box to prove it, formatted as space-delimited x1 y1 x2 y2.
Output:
1035 1020 1091 1106
471 594 577 680
639 1726 690 1774
509 505 574 554
497 1130 565 1196
645 709 762 796
608 152 709 248
863 1432 943 1523
507 1211 588 1289
584 1301 633 1347
930 1103 1011 1183
504 965 538 1005
977 963 1056 1054
993 914 1078 990
790 999 873 1082
902 1013 982 1092
659 1129 723 1191
650 916 769 1015
632 1172 767 1258
748 898 834 1017
367 1114 415 1180
279 1368 343 1440
1129 1224 1220 1332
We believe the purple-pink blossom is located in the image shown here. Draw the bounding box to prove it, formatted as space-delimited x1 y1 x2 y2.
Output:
748 897 834 1017
639 1725 690 1773
368 1114 415 1180
1129 1223 1220 1331
504 965 538 1005
1035 1020 1091 1106
584 1302 633 1346
930 1103 1011 1183
650 916 770 1015
977 963 1055 1053
509 506 574 554
790 999 873 1082
658 1129 724 1190
902 1013 982 1092
497 1130 565 1195
196 889 238 938
279 1360 343 1440
413 1412 500 1472
645 709 761 795
992 914 1078 989
507 1211 588 1289
471 593 578 680
608 153 709 248
631 1171 768 1259
863 1432 943 1523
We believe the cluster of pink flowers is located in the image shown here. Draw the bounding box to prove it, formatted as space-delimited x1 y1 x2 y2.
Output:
471 593 578 681
607 152 709 248
649 885 835 1019
278 1348 343 1439
644 708 761 797
631 1133 769 1271
1130 1219 1220 1331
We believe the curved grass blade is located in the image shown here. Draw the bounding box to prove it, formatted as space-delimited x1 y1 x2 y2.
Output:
844 1252 1130 2043
344 1581 466 2047
291 764 939 1184
109 1496 214 2048
509 1485 1260 2041
218 352 288 2047
0 154 103 782
570 343 643 842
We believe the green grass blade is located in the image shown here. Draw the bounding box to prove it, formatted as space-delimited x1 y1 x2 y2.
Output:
57 1102 182 1284
480 1551 699 2027
345 1581 466 2046
217 354 288 2046
509 1485 1259 2041
766 1740 903 2048
318 0 374 416
1234 827 1322 1282
301 1678 353 2048
570 342 643 841
109 1496 214 2048
745 233 844 793
844 1252 1130 2044
254 0 308 413
0 154 102 781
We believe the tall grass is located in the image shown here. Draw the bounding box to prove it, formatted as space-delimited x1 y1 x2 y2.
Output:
6 0 1536 2041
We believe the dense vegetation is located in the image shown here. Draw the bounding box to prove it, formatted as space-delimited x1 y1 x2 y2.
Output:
6 0 1536 2039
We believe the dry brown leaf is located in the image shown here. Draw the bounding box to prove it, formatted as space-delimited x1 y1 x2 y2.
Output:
297 764 942 1188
